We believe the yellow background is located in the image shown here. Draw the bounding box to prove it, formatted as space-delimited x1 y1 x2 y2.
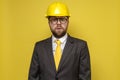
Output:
0 0 120 80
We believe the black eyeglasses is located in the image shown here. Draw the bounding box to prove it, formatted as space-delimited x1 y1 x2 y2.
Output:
49 17 68 24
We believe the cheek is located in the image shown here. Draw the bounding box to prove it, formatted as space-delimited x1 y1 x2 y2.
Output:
62 24 68 29
49 24 56 30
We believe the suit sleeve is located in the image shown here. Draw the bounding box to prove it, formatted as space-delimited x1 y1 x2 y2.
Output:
28 43 40 80
79 42 91 80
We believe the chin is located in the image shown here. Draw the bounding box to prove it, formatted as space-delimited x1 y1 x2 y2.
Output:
53 32 66 38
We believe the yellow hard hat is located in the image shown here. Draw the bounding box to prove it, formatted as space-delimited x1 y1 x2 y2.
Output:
45 2 70 17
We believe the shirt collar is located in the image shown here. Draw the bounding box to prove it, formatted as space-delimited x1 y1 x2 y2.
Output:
52 33 68 44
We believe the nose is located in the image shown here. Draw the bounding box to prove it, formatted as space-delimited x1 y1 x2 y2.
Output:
57 19 61 24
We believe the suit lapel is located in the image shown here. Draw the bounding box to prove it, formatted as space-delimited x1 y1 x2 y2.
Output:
44 37 56 72
58 36 74 71
44 36 74 72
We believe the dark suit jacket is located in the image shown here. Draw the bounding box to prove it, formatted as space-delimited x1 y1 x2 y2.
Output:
28 35 91 80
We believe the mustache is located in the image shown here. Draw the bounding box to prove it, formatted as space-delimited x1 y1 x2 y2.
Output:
56 25 62 27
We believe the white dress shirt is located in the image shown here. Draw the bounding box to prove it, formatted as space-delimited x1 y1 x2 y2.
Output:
52 33 68 55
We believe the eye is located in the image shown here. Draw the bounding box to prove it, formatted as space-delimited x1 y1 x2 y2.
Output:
60 18 67 22
52 18 58 22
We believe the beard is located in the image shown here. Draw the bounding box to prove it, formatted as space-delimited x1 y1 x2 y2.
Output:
51 29 67 38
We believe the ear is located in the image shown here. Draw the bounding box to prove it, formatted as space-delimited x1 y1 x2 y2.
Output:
48 20 50 24
48 21 51 27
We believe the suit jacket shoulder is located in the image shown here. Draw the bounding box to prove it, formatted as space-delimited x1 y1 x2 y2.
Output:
35 37 51 45
68 35 88 48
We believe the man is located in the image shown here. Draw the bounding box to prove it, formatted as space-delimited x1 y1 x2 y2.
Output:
28 2 91 80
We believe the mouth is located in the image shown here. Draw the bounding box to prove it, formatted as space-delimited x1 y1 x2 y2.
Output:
56 27 62 29
55 27 63 30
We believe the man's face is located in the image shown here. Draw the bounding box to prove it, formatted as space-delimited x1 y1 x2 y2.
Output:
48 16 69 38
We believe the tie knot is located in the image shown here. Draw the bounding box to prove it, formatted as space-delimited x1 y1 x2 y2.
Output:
55 40 61 45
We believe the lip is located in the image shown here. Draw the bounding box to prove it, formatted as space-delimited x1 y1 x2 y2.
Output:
55 27 62 29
